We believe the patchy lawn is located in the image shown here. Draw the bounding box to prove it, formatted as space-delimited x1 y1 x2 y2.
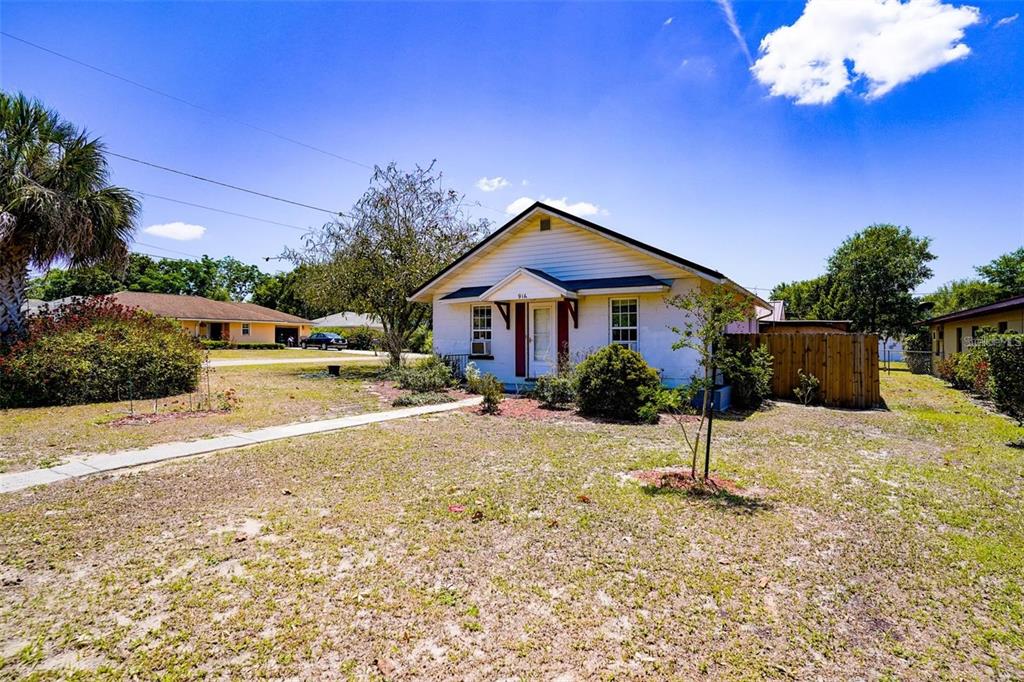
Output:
1 371 1022 679
0 363 393 473
207 349 368 361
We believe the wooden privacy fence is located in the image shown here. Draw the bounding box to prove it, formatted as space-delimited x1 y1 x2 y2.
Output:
729 333 881 408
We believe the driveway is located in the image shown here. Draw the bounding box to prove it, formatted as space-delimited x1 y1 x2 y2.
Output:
208 351 428 367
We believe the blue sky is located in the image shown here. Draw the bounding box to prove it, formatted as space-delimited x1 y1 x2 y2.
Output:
2 0 1022 296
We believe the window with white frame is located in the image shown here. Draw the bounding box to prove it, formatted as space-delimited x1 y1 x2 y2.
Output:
610 298 638 351
241 323 251 336
471 305 492 356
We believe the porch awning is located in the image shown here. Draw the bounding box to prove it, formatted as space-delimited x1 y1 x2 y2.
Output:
439 268 672 301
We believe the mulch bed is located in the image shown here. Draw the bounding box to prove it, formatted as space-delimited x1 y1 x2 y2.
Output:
628 466 743 493
467 395 590 422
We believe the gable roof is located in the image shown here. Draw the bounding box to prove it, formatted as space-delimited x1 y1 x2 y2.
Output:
410 201 729 302
108 291 312 324
921 294 1024 325
441 271 673 301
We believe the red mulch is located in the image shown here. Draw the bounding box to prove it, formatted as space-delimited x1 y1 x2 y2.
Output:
466 395 589 422
108 409 228 427
365 381 473 406
628 466 742 493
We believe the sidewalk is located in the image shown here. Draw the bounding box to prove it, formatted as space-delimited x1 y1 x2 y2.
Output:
0 396 481 494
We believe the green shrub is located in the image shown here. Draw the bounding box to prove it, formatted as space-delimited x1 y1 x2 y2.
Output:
478 373 504 414
394 355 455 393
981 333 1024 424
392 392 454 407
953 346 989 396
575 344 661 422
722 343 774 409
408 325 433 354
0 297 202 408
533 372 576 409
200 341 283 350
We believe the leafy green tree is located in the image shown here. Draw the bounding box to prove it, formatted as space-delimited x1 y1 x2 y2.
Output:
26 265 122 300
769 276 832 319
825 224 935 339
0 93 139 338
289 162 489 366
922 278 1003 316
976 247 1024 298
251 267 327 319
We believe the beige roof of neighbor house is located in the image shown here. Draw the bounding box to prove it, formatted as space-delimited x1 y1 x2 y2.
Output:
105 291 312 324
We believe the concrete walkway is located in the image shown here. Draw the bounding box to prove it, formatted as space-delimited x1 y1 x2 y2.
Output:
0 396 482 494
209 351 428 368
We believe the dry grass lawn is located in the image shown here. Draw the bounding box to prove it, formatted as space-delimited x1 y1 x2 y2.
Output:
0 363 390 473
1 371 1022 679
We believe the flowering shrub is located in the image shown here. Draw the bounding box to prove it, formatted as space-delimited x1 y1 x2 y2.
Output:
0 297 202 408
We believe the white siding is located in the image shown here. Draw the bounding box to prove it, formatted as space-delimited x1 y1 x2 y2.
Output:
439 213 689 293
430 208 714 387
433 278 703 386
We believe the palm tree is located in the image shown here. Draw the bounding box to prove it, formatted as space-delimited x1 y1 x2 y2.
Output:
0 92 139 339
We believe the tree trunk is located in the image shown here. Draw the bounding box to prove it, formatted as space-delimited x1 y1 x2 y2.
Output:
0 247 30 340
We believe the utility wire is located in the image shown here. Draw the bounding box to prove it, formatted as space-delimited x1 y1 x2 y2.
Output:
1 31 374 171
5 31 511 225
108 151 342 216
137 191 314 232
133 241 203 259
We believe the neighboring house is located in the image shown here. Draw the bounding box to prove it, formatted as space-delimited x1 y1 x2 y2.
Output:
49 291 313 344
312 312 383 329
923 294 1024 359
409 201 767 387
726 299 786 334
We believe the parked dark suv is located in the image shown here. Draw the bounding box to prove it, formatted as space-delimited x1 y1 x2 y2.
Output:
300 332 348 350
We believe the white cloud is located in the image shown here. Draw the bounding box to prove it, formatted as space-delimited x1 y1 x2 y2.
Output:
143 221 206 241
995 13 1018 27
752 0 981 105
475 176 509 192
714 0 753 65
663 16 674 26
505 196 606 218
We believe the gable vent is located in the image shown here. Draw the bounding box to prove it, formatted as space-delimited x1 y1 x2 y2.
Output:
539 218 551 231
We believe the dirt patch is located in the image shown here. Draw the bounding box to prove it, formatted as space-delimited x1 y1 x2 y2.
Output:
628 466 743 494
107 409 229 426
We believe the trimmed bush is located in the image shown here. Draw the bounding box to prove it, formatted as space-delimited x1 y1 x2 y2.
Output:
408 325 433 354
478 373 504 414
0 297 202 408
981 333 1024 425
201 341 284 350
533 373 576 409
394 355 455 393
575 344 661 422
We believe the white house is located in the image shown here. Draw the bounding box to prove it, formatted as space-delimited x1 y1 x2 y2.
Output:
409 202 767 388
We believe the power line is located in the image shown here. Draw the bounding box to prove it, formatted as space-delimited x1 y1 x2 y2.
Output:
137 191 314 232
133 241 203 259
5 31 514 225
2 31 374 171
108 151 342 216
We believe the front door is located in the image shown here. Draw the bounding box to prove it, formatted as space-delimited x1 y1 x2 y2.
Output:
529 303 555 377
